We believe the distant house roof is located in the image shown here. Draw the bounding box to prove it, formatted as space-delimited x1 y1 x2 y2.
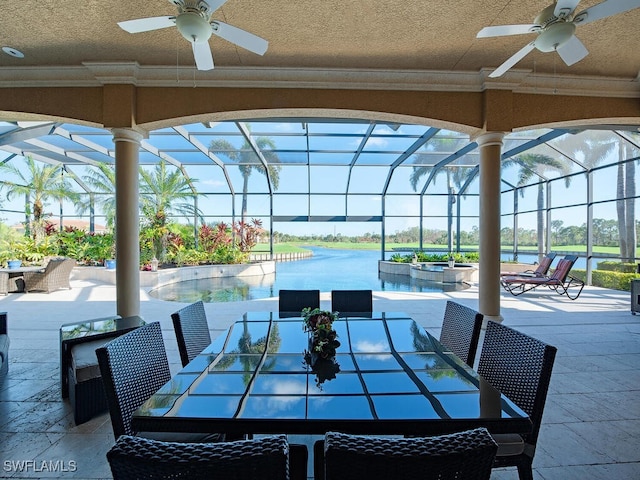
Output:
12 219 107 233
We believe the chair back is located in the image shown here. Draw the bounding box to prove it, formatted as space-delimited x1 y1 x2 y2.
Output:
107 434 290 480
278 289 320 317
439 300 483 367
171 301 212 367
96 322 171 438
534 253 556 276
321 428 497 480
478 321 557 450
331 289 373 317
549 256 577 282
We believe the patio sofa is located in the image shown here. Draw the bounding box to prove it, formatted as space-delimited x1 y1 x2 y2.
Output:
0 312 8 384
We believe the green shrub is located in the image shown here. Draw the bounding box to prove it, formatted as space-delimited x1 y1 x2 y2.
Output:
389 251 479 263
597 261 638 273
571 269 640 291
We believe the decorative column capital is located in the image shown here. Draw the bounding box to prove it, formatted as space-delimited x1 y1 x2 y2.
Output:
474 131 505 148
111 128 147 145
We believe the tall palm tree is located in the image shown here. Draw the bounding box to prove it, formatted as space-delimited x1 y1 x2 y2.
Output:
139 161 202 261
410 159 474 253
209 133 281 223
0 155 79 244
77 162 117 230
502 153 571 260
556 132 636 261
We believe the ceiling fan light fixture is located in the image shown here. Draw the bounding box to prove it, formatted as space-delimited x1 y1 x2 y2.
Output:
176 12 212 43
2 46 24 58
534 22 576 52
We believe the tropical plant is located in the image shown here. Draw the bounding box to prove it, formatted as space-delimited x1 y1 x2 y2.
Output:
77 163 117 230
139 161 203 262
502 153 571 261
0 155 80 244
209 131 281 223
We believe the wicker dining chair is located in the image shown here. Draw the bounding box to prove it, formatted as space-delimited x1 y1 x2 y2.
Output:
477 321 557 480
171 300 212 367
279 289 320 317
317 428 497 480
331 289 373 317
439 300 483 367
96 321 223 443
107 434 291 480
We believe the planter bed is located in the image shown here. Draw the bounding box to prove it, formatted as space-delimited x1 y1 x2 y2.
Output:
71 261 276 288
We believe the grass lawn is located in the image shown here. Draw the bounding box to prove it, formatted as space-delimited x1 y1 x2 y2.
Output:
252 241 637 256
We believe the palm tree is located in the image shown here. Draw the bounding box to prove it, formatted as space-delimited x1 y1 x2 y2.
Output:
209 133 281 223
556 132 636 261
410 159 474 253
77 162 117 230
139 161 202 261
502 153 571 260
0 155 79 244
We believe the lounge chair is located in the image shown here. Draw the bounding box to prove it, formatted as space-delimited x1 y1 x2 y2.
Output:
500 253 556 278
500 255 584 300
23 257 75 293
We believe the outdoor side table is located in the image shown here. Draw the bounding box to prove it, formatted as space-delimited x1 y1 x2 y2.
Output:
60 315 145 424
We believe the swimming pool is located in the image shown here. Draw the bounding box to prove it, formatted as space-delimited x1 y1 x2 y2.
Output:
148 247 468 303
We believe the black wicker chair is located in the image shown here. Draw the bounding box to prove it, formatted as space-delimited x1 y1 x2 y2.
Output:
439 300 483 367
107 434 291 480
477 321 557 480
96 322 223 443
171 300 212 367
279 289 321 317
0 312 8 384
316 428 497 480
331 289 373 317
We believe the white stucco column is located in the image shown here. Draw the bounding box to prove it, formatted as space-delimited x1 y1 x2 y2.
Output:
112 128 144 318
476 132 505 326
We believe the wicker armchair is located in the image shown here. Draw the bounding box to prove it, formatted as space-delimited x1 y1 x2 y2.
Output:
279 289 320 317
478 321 557 480
107 434 290 480
171 301 212 367
23 257 75 293
439 300 483 367
0 272 7 296
331 289 373 317
316 428 497 480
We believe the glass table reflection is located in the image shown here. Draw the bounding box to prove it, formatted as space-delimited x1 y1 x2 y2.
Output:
132 312 531 437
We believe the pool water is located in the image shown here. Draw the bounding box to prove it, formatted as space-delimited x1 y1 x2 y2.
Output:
148 247 469 303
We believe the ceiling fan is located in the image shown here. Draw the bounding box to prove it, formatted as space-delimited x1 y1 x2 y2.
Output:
477 0 640 78
117 0 268 71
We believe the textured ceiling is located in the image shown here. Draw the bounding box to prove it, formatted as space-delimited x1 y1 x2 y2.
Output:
2 0 639 79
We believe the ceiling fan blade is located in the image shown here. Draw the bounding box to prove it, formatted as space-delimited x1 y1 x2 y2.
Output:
554 0 581 19
477 24 538 38
192 41 214 70
210 21 268 55
118 16 175 34
573 0 640 25
205 0 230 12
488 42 536 78
556 35 589 66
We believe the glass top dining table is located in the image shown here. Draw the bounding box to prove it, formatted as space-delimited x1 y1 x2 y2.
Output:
132 312 531 437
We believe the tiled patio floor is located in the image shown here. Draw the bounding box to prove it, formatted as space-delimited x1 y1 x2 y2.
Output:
1 277 639 479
